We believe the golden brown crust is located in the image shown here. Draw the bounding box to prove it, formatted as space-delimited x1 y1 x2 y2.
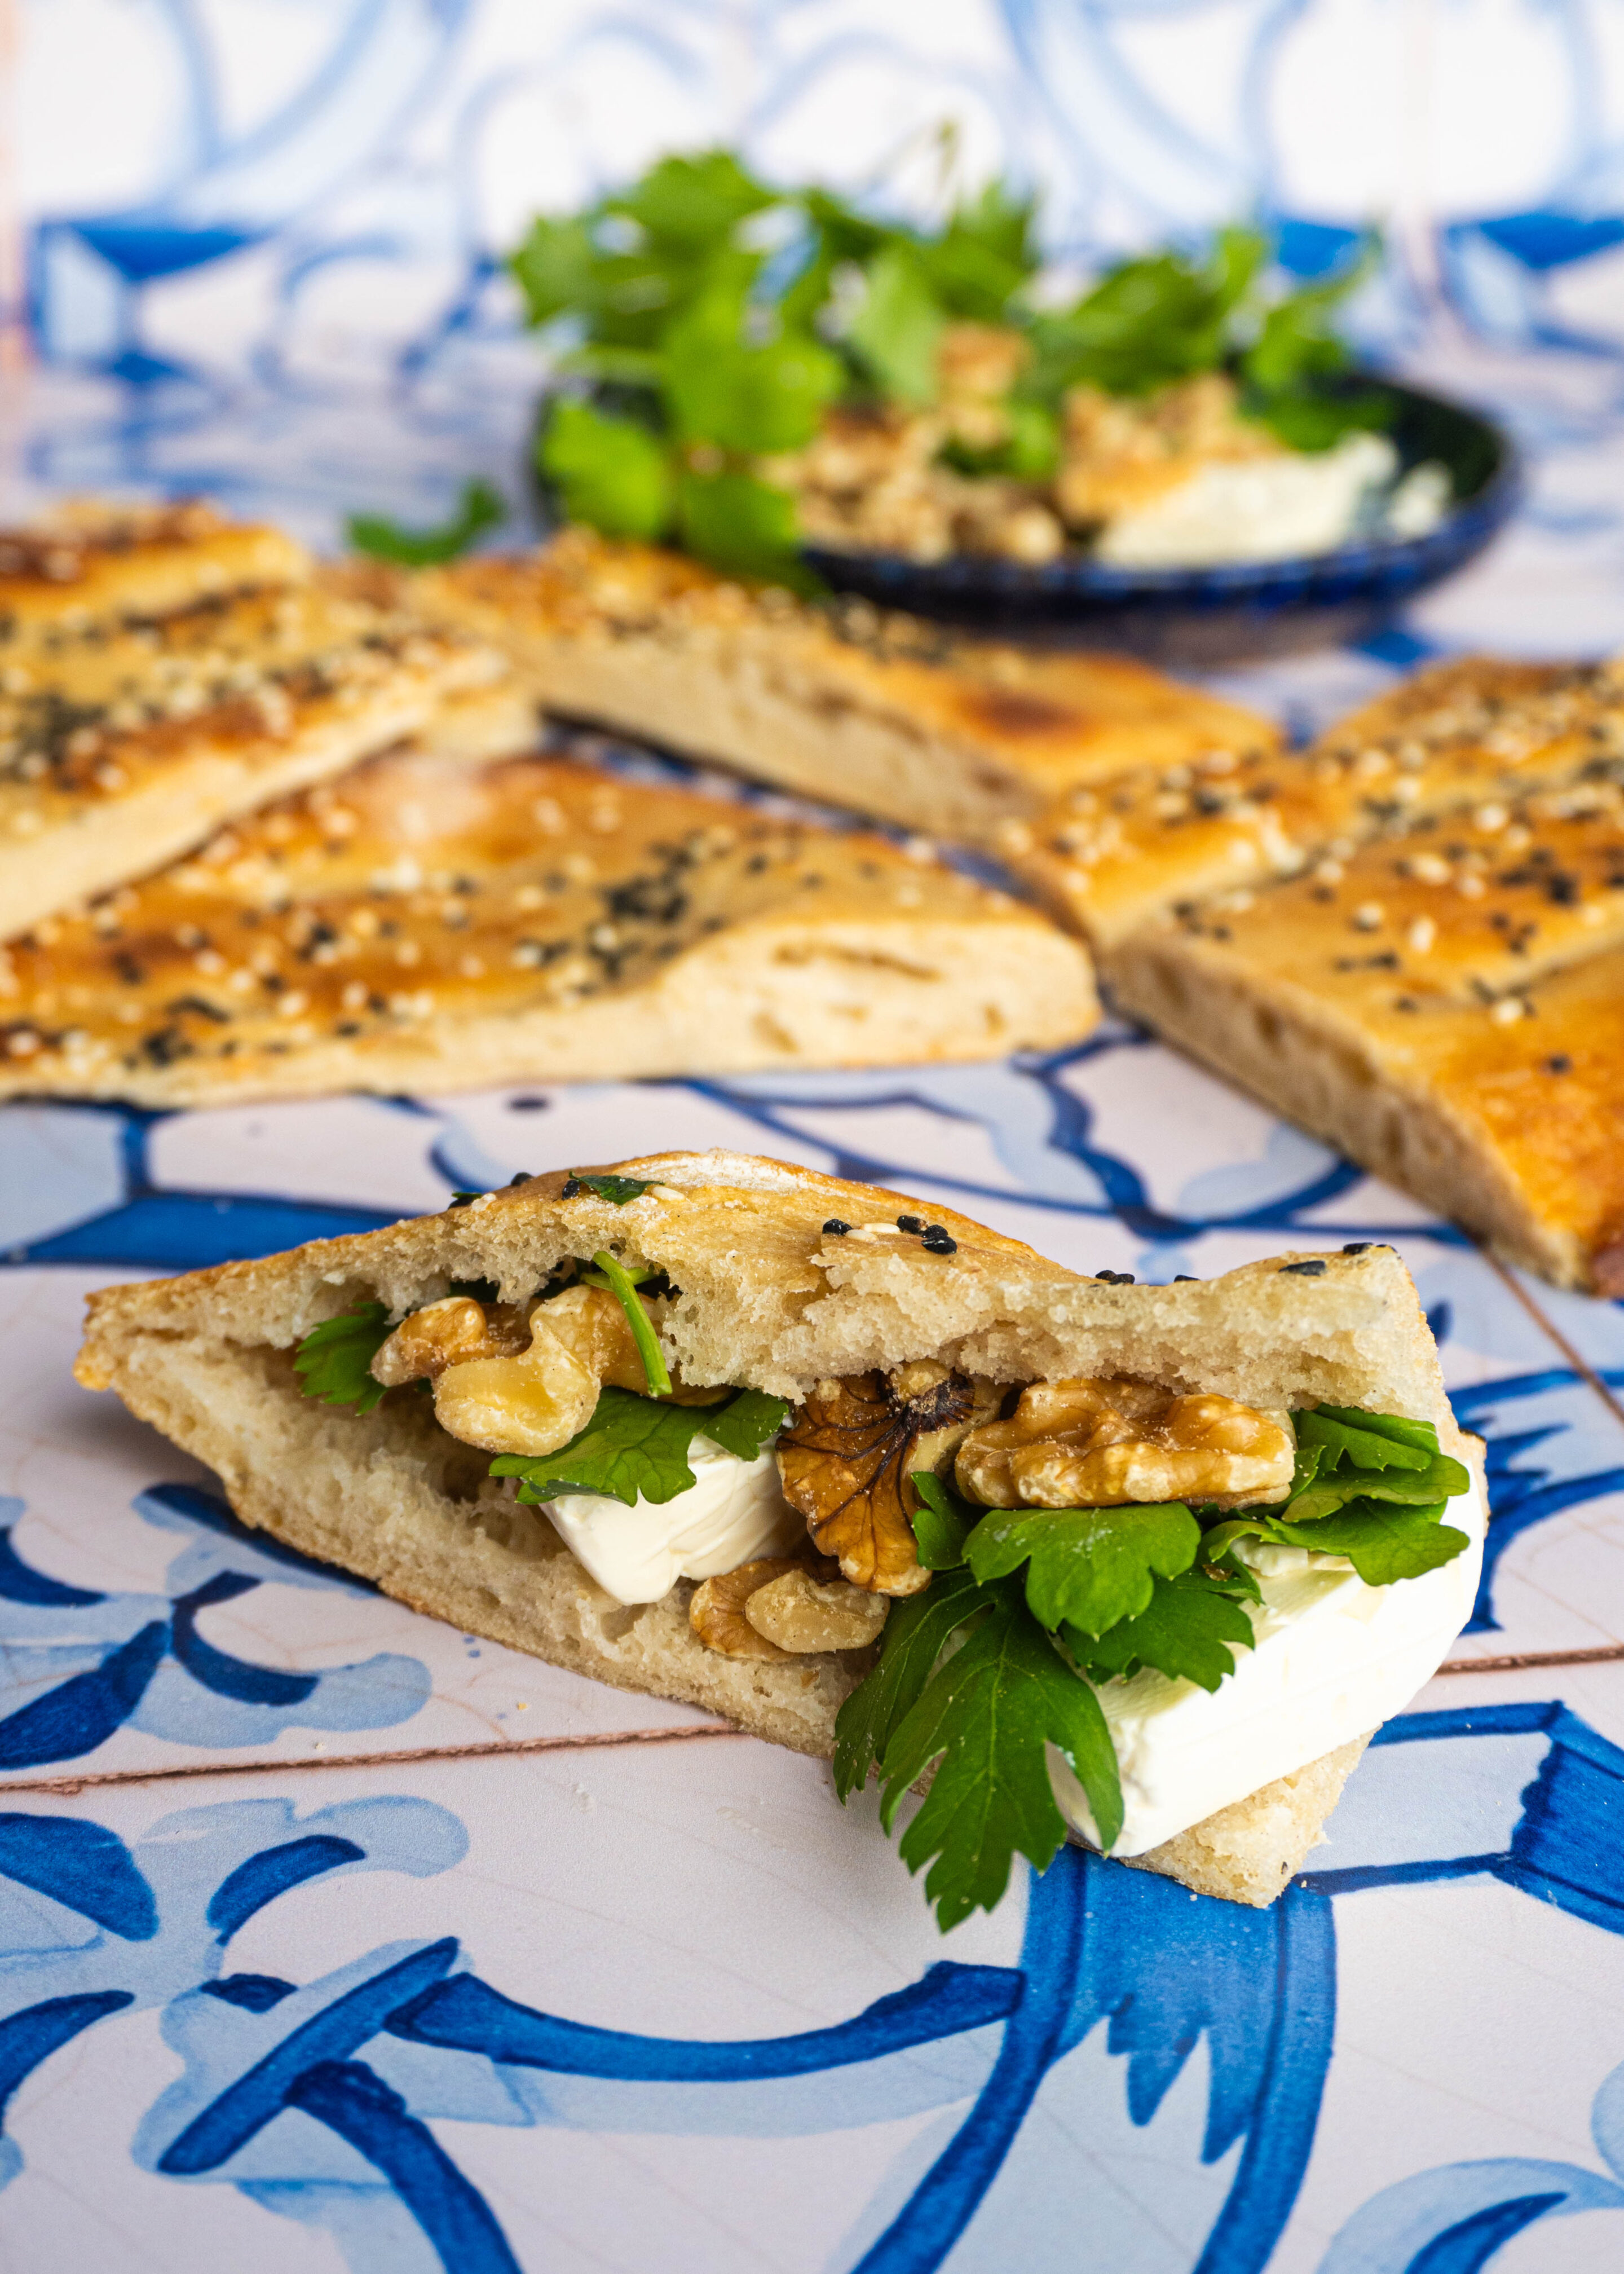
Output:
0 500 308 644
0 562 515 941
0 748 1097 1104
409 528 1278 842
1008 654 1624 950
77 1149 1454 1424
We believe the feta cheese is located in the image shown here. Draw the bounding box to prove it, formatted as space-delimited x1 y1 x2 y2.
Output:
1051 1469 1486 1857
1096 432 1444 568
544 1439 806 1605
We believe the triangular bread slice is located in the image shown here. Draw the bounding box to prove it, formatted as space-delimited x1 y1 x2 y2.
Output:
0 499 309 650
405 527 1279 847
0 564 517 942
0 746 1096 1104
77 1151 1479 1905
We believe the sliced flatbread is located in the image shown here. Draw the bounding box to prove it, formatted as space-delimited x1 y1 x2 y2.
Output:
77 1149 1473 1906
407 527 1278 846
0 560 517 942
0 499 308 651
1007 653 1624 949
1107 774 1624 1289
0 747 1097 1105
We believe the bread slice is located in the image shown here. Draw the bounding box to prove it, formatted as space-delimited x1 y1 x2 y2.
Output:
0 746 1097 1105
77 1150 1473 1904
1107 777 1624 1290
1007 653 1624 949
0 499 308 650
408 527 1278 845
0 566 515 940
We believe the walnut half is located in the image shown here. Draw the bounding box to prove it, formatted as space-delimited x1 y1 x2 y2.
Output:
690 1557 889 1660
776 1365 1000 1596
956 1377 1294 1511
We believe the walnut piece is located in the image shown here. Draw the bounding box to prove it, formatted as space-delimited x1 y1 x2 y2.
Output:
956 1377 1294 1511
401 1283 668 1460
689 1558 807 1660
776 1366 1000 1595
745 1568 890 1653
370 1294 531 1386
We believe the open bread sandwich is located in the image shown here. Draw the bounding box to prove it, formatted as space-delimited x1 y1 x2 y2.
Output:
77 1151 1483 1925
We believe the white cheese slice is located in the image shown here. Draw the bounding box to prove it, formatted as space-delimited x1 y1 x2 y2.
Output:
1051 1471 1486 1857
543 1438 806 1606
1095 431 1401 567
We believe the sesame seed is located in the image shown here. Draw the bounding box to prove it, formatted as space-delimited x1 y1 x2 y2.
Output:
1406 917 1437 953
1352 902 1385 931
1491 997 1526 1024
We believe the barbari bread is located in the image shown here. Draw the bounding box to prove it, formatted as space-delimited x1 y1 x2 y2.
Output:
0 505 518 940
0 746 1096 1104
78 1152 1484 1922
407 526 1278 845
1106 735 1624 1291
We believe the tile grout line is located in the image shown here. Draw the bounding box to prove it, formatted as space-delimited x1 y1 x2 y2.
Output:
1483 1250 1624 1435
1437 1643 1624 1675
1 1721 749 1797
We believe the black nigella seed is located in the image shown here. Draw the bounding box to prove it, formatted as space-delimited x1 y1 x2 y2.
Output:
1546 1054 1573 1074
1173 1274 1198 1283
1341 1241 1375 1254
1280 1259 1327 1276
561 1177 581 1198
896 1214 924 1233
508 1171 535 1187
922 1228 956 1253
823 1218 851 1236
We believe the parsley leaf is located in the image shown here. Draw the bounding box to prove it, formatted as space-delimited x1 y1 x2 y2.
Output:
832 1563 986 1801
1067 1565 1257 1693
879 1582 1123 1929
539 401 673 541
663 276 842 453
346 479 505 567
676 469 809 585
847 244 946 407
293 1302 392 1413
965 1500 1200 1636
1293 1407 1434 1473
908 1471 975 1570
700 1387 791 1461
567 1173 654 1204
1203 1500 1470 1588
1285 1449 1469 1523
491 1385 779 1507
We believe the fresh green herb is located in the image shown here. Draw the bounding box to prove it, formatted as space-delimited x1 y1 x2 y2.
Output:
965 1500 1201 1636
699 1387 792 1461
1199 1403 1472 1586
584 1249 670 1396
879 1581 1123 1931
833 1565 988 1801
540 400 674 541
491 1384 779 1507
908 1471 976 1571
1067 1564 1259 1693
676 468 813 587
345 479 506 567
1203 1502 1470 1589
846 244 946 407
293 1302 393 1413
567 1173 655 1204
1294 1407 1434 1472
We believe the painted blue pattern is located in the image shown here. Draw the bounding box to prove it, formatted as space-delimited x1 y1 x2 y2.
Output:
0 1487 430 1768
0 1703 1613 2269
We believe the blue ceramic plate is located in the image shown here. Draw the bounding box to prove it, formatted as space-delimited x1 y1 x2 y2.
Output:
802 378 1519 665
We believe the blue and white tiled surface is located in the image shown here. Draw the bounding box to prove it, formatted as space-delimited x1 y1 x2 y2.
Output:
8 2 1624 2267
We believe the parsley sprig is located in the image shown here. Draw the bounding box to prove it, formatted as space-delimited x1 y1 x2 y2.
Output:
514 147 1383 580
346 479 506 567
491 1383 789 1507
837 1403 1471 1931
292 1301 393 1413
